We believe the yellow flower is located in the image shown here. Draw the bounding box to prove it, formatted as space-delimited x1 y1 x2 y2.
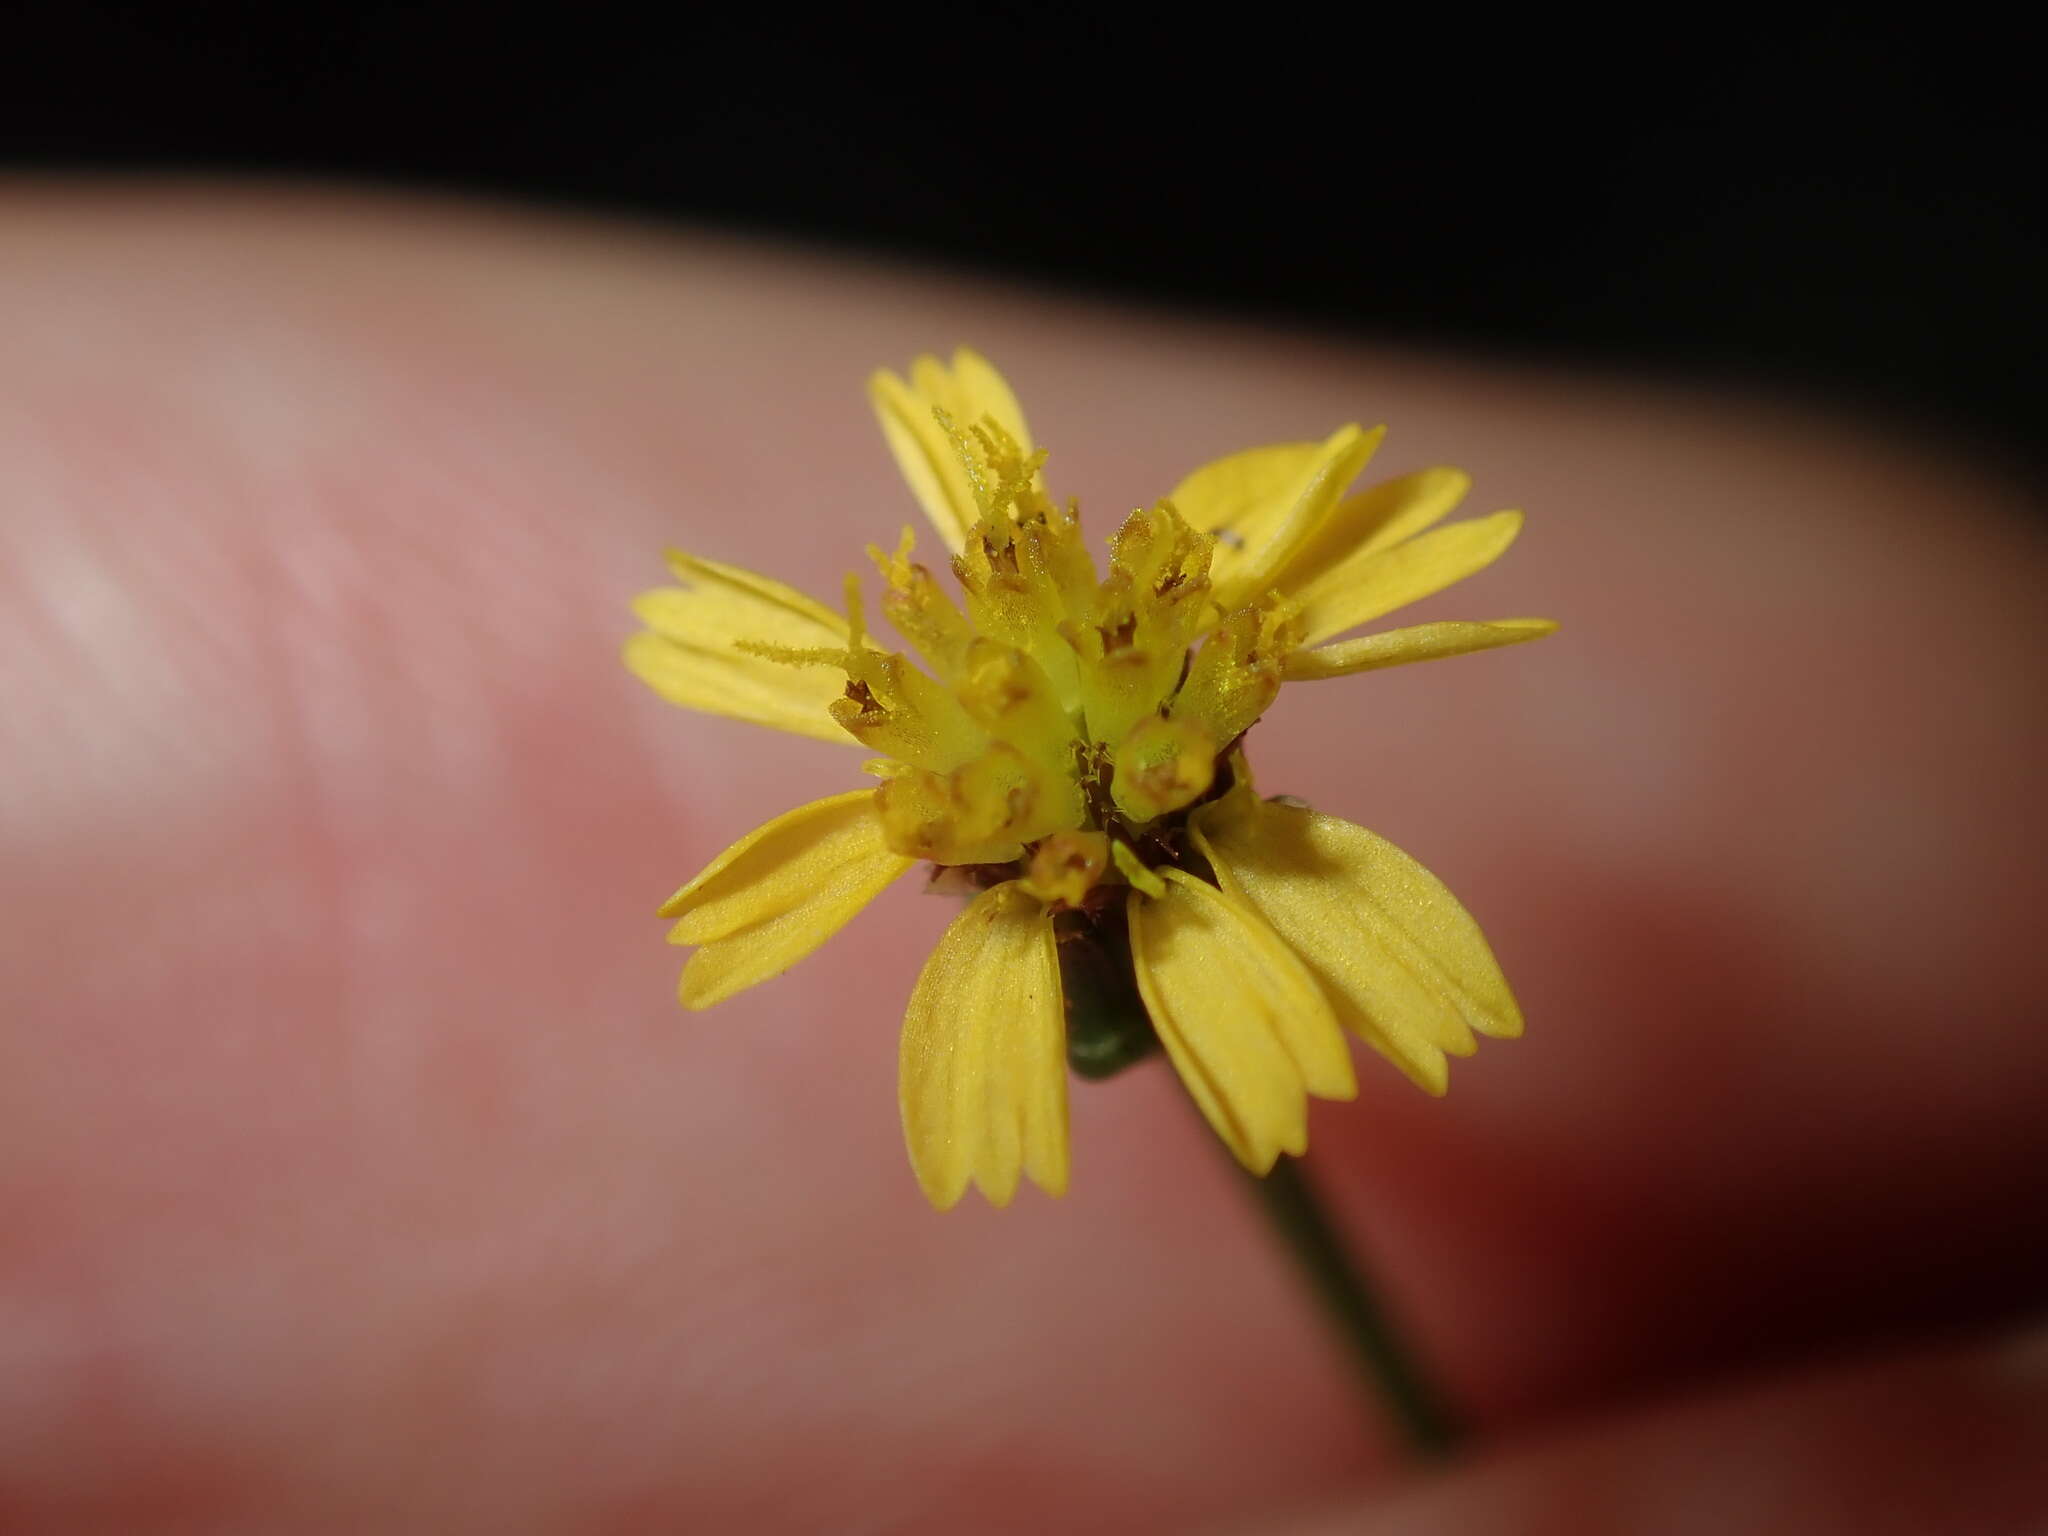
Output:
627 349 1554 1209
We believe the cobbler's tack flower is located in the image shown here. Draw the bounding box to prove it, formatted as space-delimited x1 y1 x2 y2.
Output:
626 350 1553 1209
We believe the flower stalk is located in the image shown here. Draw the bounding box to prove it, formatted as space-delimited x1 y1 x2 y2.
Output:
1066 945 1460 1458
1240 1152 1461 1459
1056 907 1159 1080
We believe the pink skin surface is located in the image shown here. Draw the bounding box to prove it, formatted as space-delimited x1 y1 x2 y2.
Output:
1 186 2044 1534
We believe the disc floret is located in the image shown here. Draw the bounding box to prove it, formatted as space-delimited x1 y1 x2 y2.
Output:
777 409 1284 910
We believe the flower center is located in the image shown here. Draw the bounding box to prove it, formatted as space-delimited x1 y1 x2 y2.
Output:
754 414 1299 905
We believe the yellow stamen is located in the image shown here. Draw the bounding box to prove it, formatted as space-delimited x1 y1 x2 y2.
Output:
1111 714 1218 824
1173 600 1296 748
1062 502 1214 747
1020 830 1111 908
872 528 977 680
1109 838 1166 897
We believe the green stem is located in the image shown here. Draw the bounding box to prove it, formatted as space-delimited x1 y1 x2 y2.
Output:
1241 1154 1462 1459
1058 917 1457 1455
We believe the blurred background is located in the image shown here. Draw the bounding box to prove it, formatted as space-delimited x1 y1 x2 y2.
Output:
4 7 2039 484
4 12 2047 1528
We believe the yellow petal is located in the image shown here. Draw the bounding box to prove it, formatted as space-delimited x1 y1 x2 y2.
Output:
1271 467 1473 595
1291 510 1525 645
918 348 1033 447
1167 440 1327 580
1212 425 1386 612
1128 868 1354 1174
626 551 855 744
869 348 1036 555
1193 790 1523 1096
1283 618 1557 681
899 882 1069 1209
660 790 914 1008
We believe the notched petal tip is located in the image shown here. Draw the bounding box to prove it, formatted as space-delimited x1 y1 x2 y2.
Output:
913 1167 969 1212
675 955 729 1011
1194 796 1526 1090
622 555 858 744
1028 1159 1071 1201
972 1170 1023 1209
1408 1056 1451 1097
659 791 912 1007
1475 989 1527 1041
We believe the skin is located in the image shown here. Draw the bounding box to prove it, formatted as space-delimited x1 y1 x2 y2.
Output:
0 184 2043 1534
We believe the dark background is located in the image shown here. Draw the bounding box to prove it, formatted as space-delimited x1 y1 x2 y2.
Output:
5 8 2039 478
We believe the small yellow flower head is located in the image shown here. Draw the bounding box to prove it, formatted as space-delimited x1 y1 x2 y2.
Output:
627 349 1555 1209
